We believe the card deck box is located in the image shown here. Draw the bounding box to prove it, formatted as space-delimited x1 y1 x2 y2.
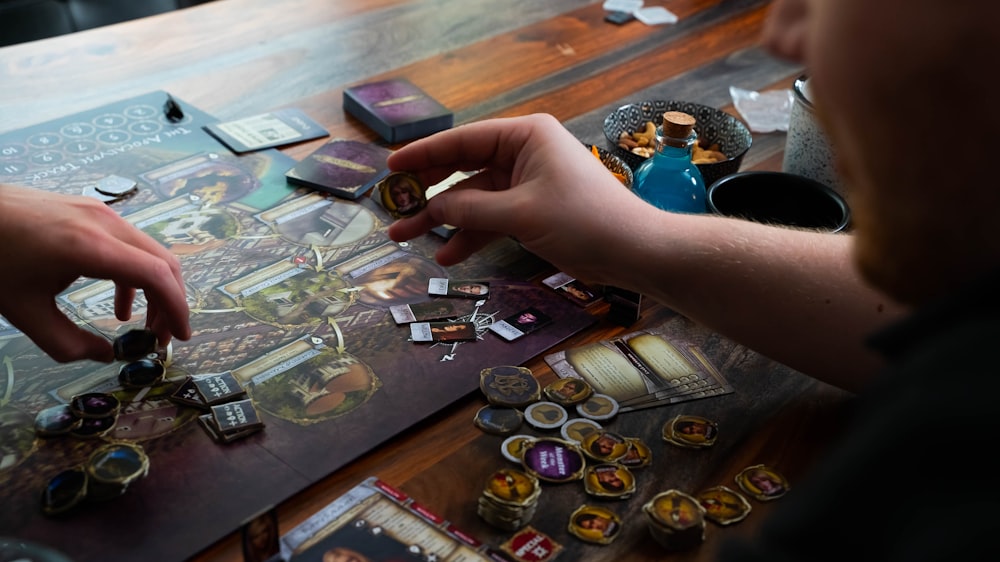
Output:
343 78 453 143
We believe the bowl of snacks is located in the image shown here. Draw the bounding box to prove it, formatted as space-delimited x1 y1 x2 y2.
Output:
603 100 752 187
584 143 633 190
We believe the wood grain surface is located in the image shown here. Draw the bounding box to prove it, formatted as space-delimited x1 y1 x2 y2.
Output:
0 1 851 561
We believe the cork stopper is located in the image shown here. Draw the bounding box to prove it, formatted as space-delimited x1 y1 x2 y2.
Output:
661 111 696 138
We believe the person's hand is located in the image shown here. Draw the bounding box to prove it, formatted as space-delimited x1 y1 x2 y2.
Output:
0 184 191 363
386 113 658 285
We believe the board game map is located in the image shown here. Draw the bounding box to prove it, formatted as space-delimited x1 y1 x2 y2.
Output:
0 91 596 562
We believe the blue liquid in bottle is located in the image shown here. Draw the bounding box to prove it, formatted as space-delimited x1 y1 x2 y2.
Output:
632 111 707 214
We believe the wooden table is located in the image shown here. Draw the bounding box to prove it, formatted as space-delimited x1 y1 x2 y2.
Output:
0 1 853 561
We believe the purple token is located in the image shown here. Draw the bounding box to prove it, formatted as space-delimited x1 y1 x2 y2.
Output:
521 438 585 483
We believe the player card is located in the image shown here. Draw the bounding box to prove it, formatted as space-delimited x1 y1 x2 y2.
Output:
285 138 392 200
389 299 458 324
489 307 552 342
427 278 490 298
410 321 478 343
542 272 601 307
241 508 280 562
203 108 329 153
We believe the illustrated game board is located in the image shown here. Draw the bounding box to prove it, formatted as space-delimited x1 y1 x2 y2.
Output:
0 92 595 562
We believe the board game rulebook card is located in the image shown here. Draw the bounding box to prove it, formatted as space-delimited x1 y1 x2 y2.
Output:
280 477 506 562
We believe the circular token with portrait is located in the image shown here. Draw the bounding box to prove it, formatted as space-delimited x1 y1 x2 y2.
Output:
543 378 593 406
696 485 752 525
524 401 568 430
377 171 427 219
580 430 629 462
575 393 619 422
34 404 81 437
619 437 653 469
642 489 707 551
662 414 718 449
568 504 623 545
735 464 790 501
583 463 635 499
69 392 120 419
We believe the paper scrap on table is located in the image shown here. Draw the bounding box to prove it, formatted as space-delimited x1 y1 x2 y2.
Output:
603 0 643 12
730 86 795 133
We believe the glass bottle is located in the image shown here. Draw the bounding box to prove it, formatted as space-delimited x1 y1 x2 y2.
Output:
632 111 707 213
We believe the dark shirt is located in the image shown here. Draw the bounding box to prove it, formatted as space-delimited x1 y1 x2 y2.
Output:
719 270 1000 561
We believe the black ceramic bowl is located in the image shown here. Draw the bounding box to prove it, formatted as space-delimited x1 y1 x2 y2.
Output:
584 143 633 190
707 171 851 232
603 100 753 187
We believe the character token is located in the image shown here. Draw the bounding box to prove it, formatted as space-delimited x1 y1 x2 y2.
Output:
580 430 629 462
479 365 541 408
559 417 602 445
583 463 635 500
568 504 622 545
113 328 159 362
524 401 568 430
619 437 653 469
428 277 490 298
118 357 166 389
499 526 562 562
41 466 88 516
735 464 790 501
483 468 541 507
501 434 535 463
696 485 752 525
662 414 718 449
34 404 81 437
576 393 619 422
377 171 426 219
642 489 707 551
543 377 593 406
69 392 120 419
473 405 524 436
521 437 585 483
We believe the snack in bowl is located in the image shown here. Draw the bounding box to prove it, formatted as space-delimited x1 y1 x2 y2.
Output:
603 100 752 187
585 143 633 190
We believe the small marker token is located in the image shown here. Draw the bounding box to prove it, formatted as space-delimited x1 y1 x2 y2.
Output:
524 401 568 430
576 393 619 422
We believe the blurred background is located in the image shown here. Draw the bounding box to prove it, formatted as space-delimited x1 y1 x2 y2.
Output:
0 0 218 46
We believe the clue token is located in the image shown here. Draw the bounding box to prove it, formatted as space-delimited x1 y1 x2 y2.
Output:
524 401 568 430
480 365 540 408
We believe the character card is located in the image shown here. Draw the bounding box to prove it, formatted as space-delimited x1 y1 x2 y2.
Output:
389 299 458 324
285 138 392 200
489 307 552 341
542 271 601 307
410 321 478 342
204 108 329 153
427 278 490 298
241 507 280 562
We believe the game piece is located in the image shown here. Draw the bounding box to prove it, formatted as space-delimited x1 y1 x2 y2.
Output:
559 417 602 445
34 404 81 437
479 365 540 408
285 138 392 200
619 437 653 469
643 490 707 551
70 416 116 439
410 321 478 342
542 272 601 307
389 299 457 324
662 414 719 449
113 328 158 362
428 278 490 298
163 93 185 122
478 468 541 531
93 174 138 198
520 438 585 484
69 392 120 419
543 378 593 406
575 393 620 422
41 467 89 516
203 108 328 153
376 171 426 218
192 372 247 406
604 285 642 326
735 464 790 502
580 430 629 462
343 77 453 143
240 507 280 562
696 486 752 526
489 307 552 342
568 504 623 545
499 526 562 562
169 376 207 409
604 10 634 25
583 463 635 500
523 401 568 430
472 405 524 436
500 434 535 464
118 357 166 389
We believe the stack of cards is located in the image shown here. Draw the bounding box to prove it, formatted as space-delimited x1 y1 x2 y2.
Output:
343 78 453 143
198 398 265 444
170 371 247 409
285 138 392 200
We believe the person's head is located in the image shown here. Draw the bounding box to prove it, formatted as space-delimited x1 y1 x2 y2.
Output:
389 177 418 207
595 467 625 491
555 379 584 398
748 469 781 494
517 311 537 324
677 421 710 437
761 0 1000 305
575 513 617 535
590 434 618 456
322 547 371 562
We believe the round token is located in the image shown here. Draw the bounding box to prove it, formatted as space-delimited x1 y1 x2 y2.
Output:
520 438 586 483
479 366 541 408
500 434 535 464
662 414 718 449
559 418 602 445
377 171 427 219
524 401 568 430
643 489 707 551
34 404 81 437
568 504 623 545
69 392 120 419
619 437 653 469
583 463 635 500
696 485 752 525
86 442 150 487
118 358 166 389
580 430 629 462
113 328 159 362
575 393 619 421
69 415 116 439
543 378 593 406
41 466 88 516
483 468 541 507
473 405 524 436
735 464 789 501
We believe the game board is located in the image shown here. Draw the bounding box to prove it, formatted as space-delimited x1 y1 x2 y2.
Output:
0 92 596 562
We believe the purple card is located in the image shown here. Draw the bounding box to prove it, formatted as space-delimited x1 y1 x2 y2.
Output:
285 138 392 200
343 78 453 143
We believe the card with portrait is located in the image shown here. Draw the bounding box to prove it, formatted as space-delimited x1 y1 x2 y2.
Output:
489 307 552 341
427 278 491 298
389 299 458 324
410 321 478 343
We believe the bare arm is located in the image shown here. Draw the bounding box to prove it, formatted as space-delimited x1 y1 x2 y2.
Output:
387 114 905 392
